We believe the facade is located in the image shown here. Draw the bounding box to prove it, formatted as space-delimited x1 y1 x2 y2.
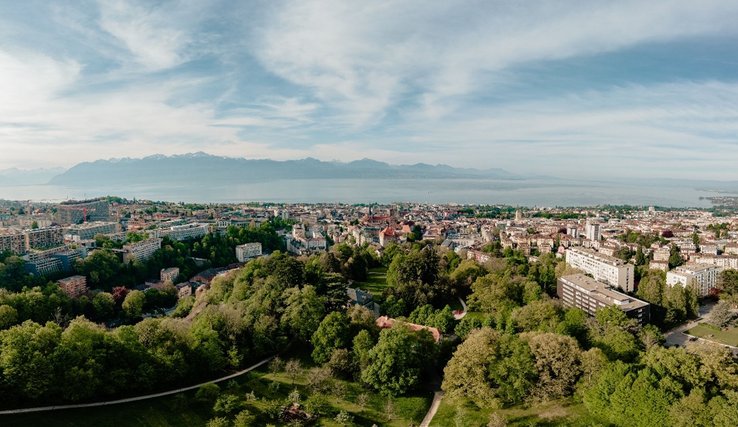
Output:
24 227 64 251
666 263 722 297
57 198 110 224
57 275 88 298
65 221 119 240
565 247 636 292
122 238 162 263
160 267 180 283
25 246 82 276
558 274 650 325
0 230 25 254
235 242 262 262
585 220 601 242
153 223 210 241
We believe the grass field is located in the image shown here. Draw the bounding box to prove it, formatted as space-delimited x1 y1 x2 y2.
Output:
3 346 431 427
687 323 738 347
356 267 389 298
431 396 597 427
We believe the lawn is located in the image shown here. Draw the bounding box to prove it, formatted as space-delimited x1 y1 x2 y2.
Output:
686 323 738 347
355 267 389 298
3 345 432 427
431 396 598 427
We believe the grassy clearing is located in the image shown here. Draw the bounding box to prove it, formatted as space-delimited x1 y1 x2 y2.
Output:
431 396 597 427
687 323 738 347
3 346 431 427
355 267 389 298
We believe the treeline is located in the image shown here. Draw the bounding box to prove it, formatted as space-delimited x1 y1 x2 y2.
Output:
0 251 338 407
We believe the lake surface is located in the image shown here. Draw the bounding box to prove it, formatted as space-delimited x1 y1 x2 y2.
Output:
0 178 722 207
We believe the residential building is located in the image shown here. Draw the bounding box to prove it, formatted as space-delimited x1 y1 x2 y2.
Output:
585 220 601 242
160 267 180 283
558 274 650 326
57 275 87 298
153 223 210 241
666 263 722 297
57 198 110 224
235 242 262 262
122 238 162 263
65 221 119 241
565 247 635 292
0 229 25 254
24 227 64 251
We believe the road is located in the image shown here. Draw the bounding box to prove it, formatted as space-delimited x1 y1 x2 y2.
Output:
663 302 738 355
454 297 468 320
420 391 444 427
0 356 275 415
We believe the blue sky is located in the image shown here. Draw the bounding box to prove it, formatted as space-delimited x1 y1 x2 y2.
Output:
2 0 738 179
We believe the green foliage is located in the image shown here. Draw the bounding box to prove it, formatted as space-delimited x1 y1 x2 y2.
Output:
361 325 437 396
311 311 350 364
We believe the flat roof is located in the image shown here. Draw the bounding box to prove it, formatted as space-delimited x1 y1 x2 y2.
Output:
560 274 649 311
567 247 631 267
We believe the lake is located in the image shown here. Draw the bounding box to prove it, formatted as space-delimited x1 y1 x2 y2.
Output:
0 178 721 207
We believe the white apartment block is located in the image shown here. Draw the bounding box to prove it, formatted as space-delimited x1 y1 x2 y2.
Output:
153 223 210 241
585 220 601 242
123 238 162 263
691 254 738 270
236 242 262 262
666 263 722 297
65 221 119 241
566 247 635 292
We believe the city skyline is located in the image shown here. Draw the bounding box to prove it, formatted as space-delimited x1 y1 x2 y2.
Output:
2 1 738 179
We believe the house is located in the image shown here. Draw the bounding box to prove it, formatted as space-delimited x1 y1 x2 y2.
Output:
375 316 442 343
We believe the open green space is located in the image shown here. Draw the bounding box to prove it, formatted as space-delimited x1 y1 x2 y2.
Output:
355 267 389 298
687 323 738 347
3 346 432 427
431 396 597 427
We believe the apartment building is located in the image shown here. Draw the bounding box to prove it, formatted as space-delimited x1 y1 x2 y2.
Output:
566 247 635 292
0 230 25 254
25 246 82 276
585 220 601 242
235 242 262 262
153 223 210 241
666 263 722 297
57 198 110 224
122 238 162 263
57 275 88 298
65 221 119 241
558 274 650 326
24 227 64 251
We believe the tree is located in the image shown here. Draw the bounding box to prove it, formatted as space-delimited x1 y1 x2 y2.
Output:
281 285 325 341
669 245 684 270
361 324 437 396
709 301 735 329
524 332 582 400
77 249 122 290
0 304 18 329
121 290 145 319
91 292 115 320
511 299 563 333
311 311 351 364
0 320 62 400
352 329 375 371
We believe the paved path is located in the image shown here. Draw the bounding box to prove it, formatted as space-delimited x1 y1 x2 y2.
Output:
0 356 275 415
453 297 468 320
420 391 444 427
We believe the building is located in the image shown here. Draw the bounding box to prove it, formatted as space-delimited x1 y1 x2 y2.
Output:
565 247 635 292
65 221 119 241
57 275 88 298
666 263 722 297
57 198 110 224
558 274 650 326
160 267 180 283
153 223 210 241
122 238 162 263
0 229 25 254
235 242 262 262
379 226 399 247
24 227 64 251
585 220 601 242
24 246 82 276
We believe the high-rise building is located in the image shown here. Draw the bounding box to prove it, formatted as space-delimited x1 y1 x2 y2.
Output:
558 274 650 325
666 263 722 297
585 220 601 242
0 230 25 254
122 238 162 263
24 227 64 251
57 198 110 224
565 247 635 292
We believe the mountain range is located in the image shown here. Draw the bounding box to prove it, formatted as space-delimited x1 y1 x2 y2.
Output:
46 152 519 186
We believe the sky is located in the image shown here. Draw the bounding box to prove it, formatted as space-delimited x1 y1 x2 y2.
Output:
1 0 738 180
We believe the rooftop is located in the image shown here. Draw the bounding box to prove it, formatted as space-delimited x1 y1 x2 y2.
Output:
560 274 648 311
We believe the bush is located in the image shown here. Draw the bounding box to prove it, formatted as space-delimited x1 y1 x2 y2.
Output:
213 393 245 415
196 383 221 403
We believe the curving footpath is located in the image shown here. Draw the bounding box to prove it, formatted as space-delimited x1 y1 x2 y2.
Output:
419 391 444 427
0 356 275 415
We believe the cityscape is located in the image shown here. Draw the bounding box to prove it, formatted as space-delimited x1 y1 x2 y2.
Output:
3 1 738 427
